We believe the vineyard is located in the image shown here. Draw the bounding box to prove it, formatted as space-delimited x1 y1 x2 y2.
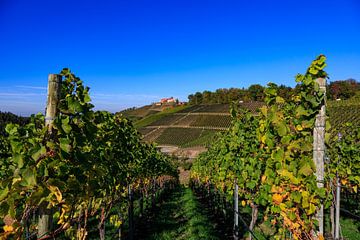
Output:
154 128 218 148
148 115 184 126
1 56 359 240
327 103 360 131
191 115 232 128
137 102 263 148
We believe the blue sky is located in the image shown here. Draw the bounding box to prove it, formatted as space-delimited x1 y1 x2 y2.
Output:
0 0 359 116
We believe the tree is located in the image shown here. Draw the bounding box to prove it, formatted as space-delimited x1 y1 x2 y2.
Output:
188 94 195 104
202 90 213 104
194 92 203 104
248 84 265 101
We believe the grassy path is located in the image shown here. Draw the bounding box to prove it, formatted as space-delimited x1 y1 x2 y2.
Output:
136 186 220 240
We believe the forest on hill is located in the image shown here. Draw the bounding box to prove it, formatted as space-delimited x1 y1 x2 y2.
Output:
187 79 360 105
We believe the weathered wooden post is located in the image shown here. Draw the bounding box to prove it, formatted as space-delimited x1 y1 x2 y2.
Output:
313 77 326 237
328 155 335 238
335 133 342 240
45 74 62 131
233 180 239 240
38 74 62 238
335 174 341 240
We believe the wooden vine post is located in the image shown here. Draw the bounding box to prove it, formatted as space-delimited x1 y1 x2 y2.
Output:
313 77 326 238
335 133 342 240
38 74 62 238
233 180 239 240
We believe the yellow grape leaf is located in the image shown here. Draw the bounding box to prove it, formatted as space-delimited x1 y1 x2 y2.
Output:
261 175 267 183
341 179 347 185
271 185 277 193
353 185 358 193
3 225 13 232
296 125 303 131
11 177 21 185
259 106 268 116
276 96 285 104
277 169 300 184
272 194 283 205
301 191 310 208
307 203 316 215
48 185 62 203
241 200 246 207
57 207 68 224
261 135 266 144
279 203 287 211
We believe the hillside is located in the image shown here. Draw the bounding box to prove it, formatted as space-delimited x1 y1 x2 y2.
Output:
132 100 360 150
136 102 264 149
120 104 161 121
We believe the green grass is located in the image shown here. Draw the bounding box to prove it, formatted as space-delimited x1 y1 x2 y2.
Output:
134 105 189 129
340 217 360 240
138 186 219 240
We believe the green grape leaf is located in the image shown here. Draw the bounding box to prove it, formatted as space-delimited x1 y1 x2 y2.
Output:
298 163 313 176
31 146 46 161
0 186 9 201
62 117 72 134
60 138 71 153
22 168 37 186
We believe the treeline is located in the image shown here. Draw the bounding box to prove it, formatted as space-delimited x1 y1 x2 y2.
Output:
187 84 289 104
0 111 29 135
188 79 360 105
328 78 360 100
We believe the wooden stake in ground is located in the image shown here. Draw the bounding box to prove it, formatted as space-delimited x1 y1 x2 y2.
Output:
233 180 239 240
335 133 342 240
313 77 326 238
38 74 62 239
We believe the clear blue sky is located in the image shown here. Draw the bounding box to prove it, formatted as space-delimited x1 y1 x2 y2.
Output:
0 0 359 115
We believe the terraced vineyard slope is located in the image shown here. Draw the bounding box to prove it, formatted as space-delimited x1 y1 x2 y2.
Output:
131 99 360 149
137 102 264 148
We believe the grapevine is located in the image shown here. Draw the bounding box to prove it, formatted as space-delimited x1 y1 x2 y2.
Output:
0 69 177 239
191 55 329 239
